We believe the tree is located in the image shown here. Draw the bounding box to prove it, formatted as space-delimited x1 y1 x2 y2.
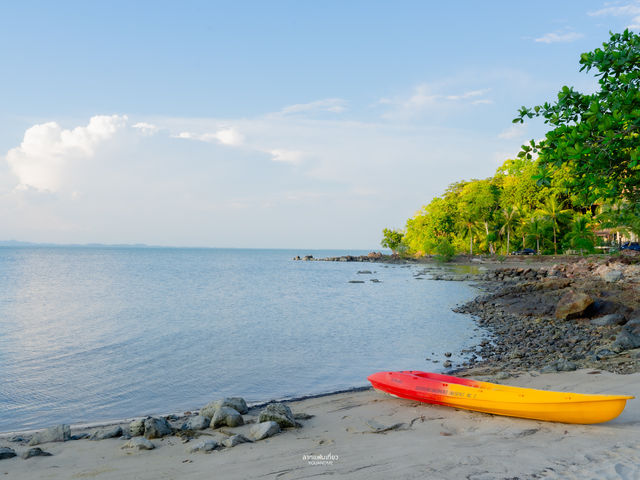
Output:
514 30 640 205
381 228 405 253
565 214 596 253
537 196 572 254
524 215 546 254
499 206 520 255
457 179 500 254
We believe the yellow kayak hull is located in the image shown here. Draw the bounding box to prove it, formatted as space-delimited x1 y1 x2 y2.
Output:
368 370 634 424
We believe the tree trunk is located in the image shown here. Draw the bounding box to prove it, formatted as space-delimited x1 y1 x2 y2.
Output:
507 230 510 255
469 228 473 256
553 226 557 255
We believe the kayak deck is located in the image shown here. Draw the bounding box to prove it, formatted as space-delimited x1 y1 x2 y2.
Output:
368 371 634 424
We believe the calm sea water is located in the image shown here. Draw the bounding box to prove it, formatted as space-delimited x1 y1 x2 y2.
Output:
0 247 481 432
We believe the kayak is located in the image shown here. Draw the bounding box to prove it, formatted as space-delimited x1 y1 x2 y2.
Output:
367 370 634 424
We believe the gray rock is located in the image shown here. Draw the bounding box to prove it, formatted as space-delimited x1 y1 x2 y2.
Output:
121 437 155 450
187 439 219 453
210 406 244 428
21 447 52 459
556 359 577 372
200 397 248 418
29 424 71 446
590 313 626 326
222 434 252 448
129 418 146 436
602 269 624 283
89 425 123 441
0 447 16 460
183 415 210 431
258 403 297 428
443 360 452 368
143 417 172 439
495 371 510 380
8 435 27 443
250 421 280 440
70 433 90 440
612 317 640 351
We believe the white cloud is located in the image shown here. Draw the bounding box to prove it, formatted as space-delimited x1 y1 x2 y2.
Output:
588 1 640 29
132 122 159 135
5 115 127 192
280 98 347 115
173 127 244 146
381 83 492 117
534 31 584 43
498 124 526 140
269 149 305 165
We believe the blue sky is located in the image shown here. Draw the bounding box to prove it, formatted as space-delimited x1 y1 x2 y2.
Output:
1 1 638 248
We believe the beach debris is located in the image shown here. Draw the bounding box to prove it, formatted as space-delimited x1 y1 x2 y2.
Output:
29 424 71 446
0 447 17 460
129 418 146 437
365 419 409 434
21 447 52 459
258 403 298 428
357 270 372 274
143 417 172 439
250 421 280 440
554 290 594 320
182 415 209 431
201 397 248 418
187 438 219 453
211 406 244 428
222 434 252 448
89 425 123 441
121 437 155 450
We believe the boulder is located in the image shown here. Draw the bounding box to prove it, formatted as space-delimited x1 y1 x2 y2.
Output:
183 415 209 431
89 425 123 441
210 407 244 428
187 439 219 453
258 403 297 428
21 447 52 459
143 417 172 439
121 437 155 450
129 418 146 437
612 318 640 351
590 313 626 327
29 424 71 446
250 421 280 441
554 291 594 320
200 397 248 418
0 447 16 460
602 269 624 283
222 434 252 448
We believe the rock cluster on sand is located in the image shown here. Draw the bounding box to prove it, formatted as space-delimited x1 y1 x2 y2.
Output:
29 424 71 446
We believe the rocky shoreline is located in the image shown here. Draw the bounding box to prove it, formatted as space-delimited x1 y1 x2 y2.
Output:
433 257 640 377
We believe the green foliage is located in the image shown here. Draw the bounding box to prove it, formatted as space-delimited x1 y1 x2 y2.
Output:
381 31 639 259
434 238 456 263
564 214 596 253
514 30 640 205
381 228 405 253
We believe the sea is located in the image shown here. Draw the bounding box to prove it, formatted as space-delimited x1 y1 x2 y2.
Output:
0 247 483 432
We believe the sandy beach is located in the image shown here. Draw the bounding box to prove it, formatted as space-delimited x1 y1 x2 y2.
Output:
1 369 638 480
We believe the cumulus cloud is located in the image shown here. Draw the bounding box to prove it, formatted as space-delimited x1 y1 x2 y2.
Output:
5 115 127 192
174 127 244 146
280 98 347 115
589 1 640 29
534 31 584 43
